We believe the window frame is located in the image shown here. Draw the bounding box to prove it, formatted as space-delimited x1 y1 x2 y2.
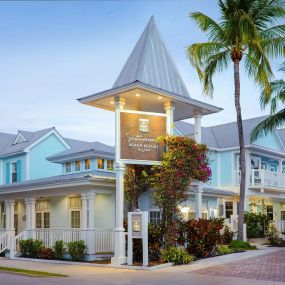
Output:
65 162 72 173
107 160 114 171
149 210 161 225
84 159 91 171
11 161 18 183
97 158 105 170
75 160 81 172
225 201 234 219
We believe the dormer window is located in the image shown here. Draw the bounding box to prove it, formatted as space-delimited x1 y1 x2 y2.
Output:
13 131 27 145
75 160 81 172
85 159 91 170
65 162 71 173
97 159 105 170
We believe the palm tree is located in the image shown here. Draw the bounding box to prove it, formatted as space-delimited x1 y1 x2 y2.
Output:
251 63 285 141
187 0 285 240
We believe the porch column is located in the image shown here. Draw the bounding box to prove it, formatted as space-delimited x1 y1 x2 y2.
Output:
194 183 203 219
164 102 175 135
87 191 96 255
25 198 36 238
279 159 283 173
5 200 15 231
87 191 95 229
112 97 127 265
194 115 202 143
81 193 88 230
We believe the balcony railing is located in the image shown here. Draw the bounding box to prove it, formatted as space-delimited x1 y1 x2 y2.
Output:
250 169 285 188
234 170 285 189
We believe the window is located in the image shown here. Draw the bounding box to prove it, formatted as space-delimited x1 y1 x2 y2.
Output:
97 159 105 170
14 214 18 235
202 212 208 219
188 212 195 220
281 211 285 221
251 157 261 170
225 201 233 219
71 211 80 228
149 211 161 225
11 162 17 183
69 197 82 209
65 162 71 173
267 205 274 220
107 160 114 171
44 213 50 228
270 164 277 172
36 213 42 229
36 200 49 212
84 159 91 170
75 160 81 172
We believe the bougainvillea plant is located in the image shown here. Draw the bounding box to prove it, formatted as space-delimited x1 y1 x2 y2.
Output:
151 135 212 247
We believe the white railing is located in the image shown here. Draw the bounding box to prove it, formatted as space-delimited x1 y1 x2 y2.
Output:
250 169 285 188
94 228 114 253
13 228 114 255
0 231 9 254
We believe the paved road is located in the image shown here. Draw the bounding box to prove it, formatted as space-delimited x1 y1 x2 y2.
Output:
0 249 285 285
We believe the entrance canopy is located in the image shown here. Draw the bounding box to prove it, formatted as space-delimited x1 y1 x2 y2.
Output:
78 16 222 121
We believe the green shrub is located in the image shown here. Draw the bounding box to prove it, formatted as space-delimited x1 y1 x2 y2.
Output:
217 245 234 255
185 218 224 258
37 247 54 259
53 240 65 260
67 240 87 261
244 211 271 238
229 240 257 250
266 223 280 245
221 226 235 245
148 224 163 261
161 247 196 265
19 239 44 258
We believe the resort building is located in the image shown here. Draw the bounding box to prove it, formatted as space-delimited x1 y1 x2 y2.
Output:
0 16 284 260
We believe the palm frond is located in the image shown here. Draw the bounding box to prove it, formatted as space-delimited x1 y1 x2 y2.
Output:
190 12 226 42
250 108 285 142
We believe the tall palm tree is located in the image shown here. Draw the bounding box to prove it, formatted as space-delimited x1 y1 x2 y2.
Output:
187 0 285 240
251 63 285 141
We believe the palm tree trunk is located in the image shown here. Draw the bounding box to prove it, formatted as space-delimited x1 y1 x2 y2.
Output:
233 60 246 241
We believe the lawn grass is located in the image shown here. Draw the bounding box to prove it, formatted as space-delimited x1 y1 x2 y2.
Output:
0 266 68 277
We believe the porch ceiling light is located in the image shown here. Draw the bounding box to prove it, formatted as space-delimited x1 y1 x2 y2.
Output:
135 93 140 97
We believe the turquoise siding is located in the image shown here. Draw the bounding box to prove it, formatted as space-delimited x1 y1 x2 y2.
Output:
207 151 218 187
254 132 283 152
220 151 233 186
29 134 67 180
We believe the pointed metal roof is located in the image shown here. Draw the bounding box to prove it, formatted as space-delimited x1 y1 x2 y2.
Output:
113 16 190 98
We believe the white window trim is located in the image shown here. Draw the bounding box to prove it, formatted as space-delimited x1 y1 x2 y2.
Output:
10 160 18 183
69 209 82 229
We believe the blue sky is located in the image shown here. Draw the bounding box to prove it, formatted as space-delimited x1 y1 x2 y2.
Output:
0 0 282 145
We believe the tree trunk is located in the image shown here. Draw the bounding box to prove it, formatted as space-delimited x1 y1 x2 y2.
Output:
233 60 246 241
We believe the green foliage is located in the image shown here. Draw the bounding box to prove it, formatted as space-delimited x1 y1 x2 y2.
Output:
151 136 211 246
148 224 163 261
229 240 257 250
53 240 65 260
66 240 87 261
161 247 196 265
187 0 285 97
266 223 280 245
19 239 44 258
37 247 55 260
185 218 224 258
124 165 151 211
244 211 271 238
221 225 235 245
217 245 235 255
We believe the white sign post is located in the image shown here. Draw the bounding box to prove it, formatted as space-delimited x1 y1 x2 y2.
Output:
127 210 148 267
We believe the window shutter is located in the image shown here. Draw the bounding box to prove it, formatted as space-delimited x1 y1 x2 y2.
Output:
5 162 10 184
16 160 22 182
218 204 224 217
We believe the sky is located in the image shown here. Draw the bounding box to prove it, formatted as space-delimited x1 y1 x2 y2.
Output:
0 0 283 145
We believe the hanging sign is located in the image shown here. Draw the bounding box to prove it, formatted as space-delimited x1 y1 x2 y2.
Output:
120 110 166 163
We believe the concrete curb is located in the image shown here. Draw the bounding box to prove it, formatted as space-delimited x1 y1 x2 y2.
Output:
12 257 173 271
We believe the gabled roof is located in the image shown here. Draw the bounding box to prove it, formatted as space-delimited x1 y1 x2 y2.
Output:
175 116 285 151
48 140 115 163
113 16 190 98
0 128 55 157
13 131 27 145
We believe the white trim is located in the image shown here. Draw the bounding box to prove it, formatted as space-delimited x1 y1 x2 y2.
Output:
119 159 161 166
119 109 166 117
217 152 221 187
13 132 27 145
25 128 70 152
26 152 30 181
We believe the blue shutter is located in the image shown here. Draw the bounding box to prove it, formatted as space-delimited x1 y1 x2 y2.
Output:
17 160 22 182
5 162 10 184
